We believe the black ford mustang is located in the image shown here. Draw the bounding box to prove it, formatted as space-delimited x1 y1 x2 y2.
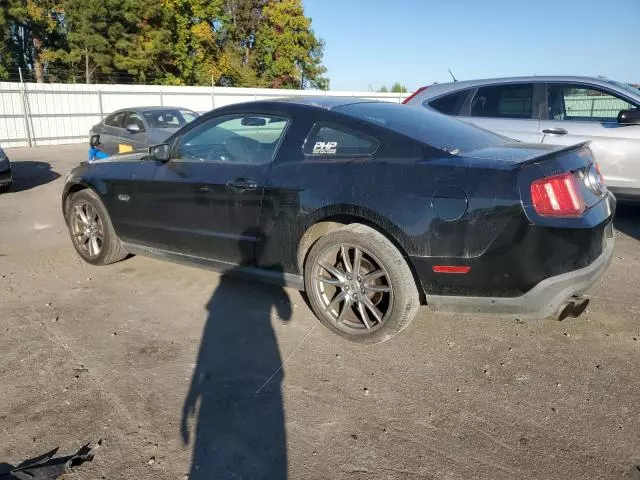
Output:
62 97 615 343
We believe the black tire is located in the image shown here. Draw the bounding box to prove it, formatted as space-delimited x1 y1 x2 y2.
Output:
304 223 420 343
0 182 11 193
66 189 127 265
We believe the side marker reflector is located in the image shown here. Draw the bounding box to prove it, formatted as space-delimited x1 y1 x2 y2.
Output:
432 265 471 274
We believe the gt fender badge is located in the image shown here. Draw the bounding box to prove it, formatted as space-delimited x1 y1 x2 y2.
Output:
118 194 130 202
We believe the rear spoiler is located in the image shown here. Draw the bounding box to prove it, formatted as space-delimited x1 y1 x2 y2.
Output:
516 141 592 168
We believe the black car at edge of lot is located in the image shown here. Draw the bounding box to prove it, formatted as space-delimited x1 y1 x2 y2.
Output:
61 97 615 343
0 146 12 193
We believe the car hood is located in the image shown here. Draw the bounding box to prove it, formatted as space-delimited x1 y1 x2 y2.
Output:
89 149 148 164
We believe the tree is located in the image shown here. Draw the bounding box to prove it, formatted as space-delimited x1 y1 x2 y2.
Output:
253 0 326 89
110 0 174 84
61 0 114 83
0 0 328 87
223 0 267 65
390 82 407 93
378 86 388 92
2 0 65 82
160 0 225 85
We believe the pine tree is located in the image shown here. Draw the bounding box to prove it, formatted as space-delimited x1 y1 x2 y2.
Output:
61 0 113 83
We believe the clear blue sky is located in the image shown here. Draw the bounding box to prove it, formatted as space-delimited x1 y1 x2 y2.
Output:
303 0 640 92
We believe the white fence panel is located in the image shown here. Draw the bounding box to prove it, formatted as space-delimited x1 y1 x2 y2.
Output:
0 82 410 148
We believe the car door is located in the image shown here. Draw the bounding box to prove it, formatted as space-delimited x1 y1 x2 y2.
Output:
99 156 158 243
461 83 541 142
119 111 149 152
131 112 291 265
100 111 127 155
540 83 640 193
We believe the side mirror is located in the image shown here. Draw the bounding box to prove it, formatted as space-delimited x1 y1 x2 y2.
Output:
617 109 640 125
240 117 266 127
89 134 101 148
126 123 142 133
149 144 171 162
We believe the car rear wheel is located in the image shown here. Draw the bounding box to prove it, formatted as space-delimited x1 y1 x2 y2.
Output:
66 189 127 265
0 182 10 193
304 224 420 343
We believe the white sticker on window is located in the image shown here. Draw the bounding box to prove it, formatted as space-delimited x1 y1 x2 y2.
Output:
312 141 338 154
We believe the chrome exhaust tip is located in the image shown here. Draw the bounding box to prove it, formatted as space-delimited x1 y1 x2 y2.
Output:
556 296 590 321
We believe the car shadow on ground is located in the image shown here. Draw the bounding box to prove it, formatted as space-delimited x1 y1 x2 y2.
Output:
8 161 60 192
614 203 640 242
181 235 292 479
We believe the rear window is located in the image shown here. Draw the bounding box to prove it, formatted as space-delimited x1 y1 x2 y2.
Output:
428 89 471 115
335 102 509 154
143 109 198 128
303 123 379 156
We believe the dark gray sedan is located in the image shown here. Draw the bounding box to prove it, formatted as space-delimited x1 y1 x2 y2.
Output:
90 106 199 155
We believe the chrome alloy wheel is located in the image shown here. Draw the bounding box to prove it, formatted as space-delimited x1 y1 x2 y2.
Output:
70 202 104 258
311 243 393 334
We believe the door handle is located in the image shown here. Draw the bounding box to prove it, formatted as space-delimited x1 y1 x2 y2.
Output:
226 179 258 191
542 128 568 135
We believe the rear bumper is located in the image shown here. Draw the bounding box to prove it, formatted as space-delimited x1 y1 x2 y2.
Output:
427 233 614 319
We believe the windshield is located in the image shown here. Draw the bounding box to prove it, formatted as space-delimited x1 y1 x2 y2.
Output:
607 80 640 98
143 109 199 129
335 102 510 154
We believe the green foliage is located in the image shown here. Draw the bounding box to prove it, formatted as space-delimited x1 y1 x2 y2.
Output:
378 83 407 93
0 0 327 87
61 0 112 82
253 0 326 89
1 0 66 82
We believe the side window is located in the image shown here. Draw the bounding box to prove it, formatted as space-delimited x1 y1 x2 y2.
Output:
180 110 199 124
176 114 289 164
124 112 145 131
471 84 534 119
105 111 126 128
303 123 379 157
547 84 635 122
428 89 470 116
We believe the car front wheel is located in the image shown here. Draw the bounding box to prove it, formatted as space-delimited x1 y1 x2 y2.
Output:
66 189 127 265
304 223 420 343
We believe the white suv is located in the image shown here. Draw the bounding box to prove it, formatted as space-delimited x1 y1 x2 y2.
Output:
404 76 640 201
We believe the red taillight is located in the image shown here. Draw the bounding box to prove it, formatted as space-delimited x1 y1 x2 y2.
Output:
530 172 586 217
402 86 427 104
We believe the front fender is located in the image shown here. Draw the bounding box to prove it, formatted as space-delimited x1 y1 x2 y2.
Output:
61 165 110 219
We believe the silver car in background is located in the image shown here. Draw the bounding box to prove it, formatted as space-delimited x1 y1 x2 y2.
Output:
90 106 199 155
404 76 640 201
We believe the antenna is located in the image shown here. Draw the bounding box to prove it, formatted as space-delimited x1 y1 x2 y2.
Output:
448 69 457 82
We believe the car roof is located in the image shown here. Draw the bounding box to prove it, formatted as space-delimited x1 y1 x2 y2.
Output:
270 96 385 110
110 106 195 114
416 75 634 98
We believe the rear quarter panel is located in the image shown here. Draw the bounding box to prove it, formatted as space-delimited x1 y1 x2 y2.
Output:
258 155 523 275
